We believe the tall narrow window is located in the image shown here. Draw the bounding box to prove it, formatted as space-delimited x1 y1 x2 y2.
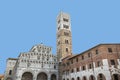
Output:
99 74 103 78
82 55 84 60
71 60 73 64
76 68 79 72
66 48 68 52
58 19 60 23
58 26 60 30
88 52 91 57
9 70 12 75
58 41 60 45
96 50 99 54
97 61 101 67
110 60 115 65
76 58 78 62
82 66 86 70
65 40 69 44
89 64 92 69
54 65 56 69
71 69 74 73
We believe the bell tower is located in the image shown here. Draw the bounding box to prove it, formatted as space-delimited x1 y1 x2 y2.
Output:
57 12 72 61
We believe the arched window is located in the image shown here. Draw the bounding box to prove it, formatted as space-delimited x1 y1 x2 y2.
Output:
112 74 120 80
66 48 68 52
89 75 95 80
9 70 12 75
65 40 69 44
82 76 87 80
51 74 56 80
72 78 74 80
97 73 106 80
77 77 80 80
54 65 56 69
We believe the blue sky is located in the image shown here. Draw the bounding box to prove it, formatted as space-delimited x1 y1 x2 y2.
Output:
0 0 120 74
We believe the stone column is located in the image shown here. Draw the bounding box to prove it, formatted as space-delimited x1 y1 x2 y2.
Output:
48 74 51 80
33 76 37 80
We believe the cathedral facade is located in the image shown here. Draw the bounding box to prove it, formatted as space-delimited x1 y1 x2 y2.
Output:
4 12 120 80
5 44 58 80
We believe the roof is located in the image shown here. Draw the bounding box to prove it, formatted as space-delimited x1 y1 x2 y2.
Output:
68 43 120 60
7 58 18 60
0 75 4 78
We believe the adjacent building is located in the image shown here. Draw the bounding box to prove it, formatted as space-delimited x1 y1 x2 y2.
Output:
61 44 120 80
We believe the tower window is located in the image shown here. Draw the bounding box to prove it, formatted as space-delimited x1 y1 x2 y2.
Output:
58 41 60 45
64 32 69 36
58 19 60 23
66 48 68 52
65 40 69 44
63 18 69 22
58 26 60 30
63 25 69 29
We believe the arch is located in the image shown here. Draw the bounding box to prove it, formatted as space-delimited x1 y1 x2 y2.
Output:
67 78 69 80
6 77 12 80
112 74 120 80
21 72 33 80
71 78 74 80
77 77 80 80
51 74 57 80
37 72 47 80
82 76 87 80
97 73 106 80
89 75 95 80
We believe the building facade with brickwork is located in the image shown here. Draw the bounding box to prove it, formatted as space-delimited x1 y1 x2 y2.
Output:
4 12 120 80
61 44 120 80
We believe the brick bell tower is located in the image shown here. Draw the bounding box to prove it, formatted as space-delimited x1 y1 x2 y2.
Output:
57 12 72 61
